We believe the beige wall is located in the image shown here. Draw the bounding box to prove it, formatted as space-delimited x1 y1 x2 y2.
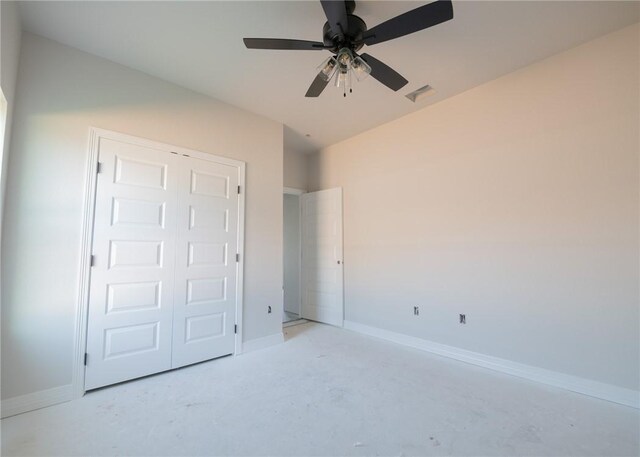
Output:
1 33 284 401
284 148 309 191
309 24 639 391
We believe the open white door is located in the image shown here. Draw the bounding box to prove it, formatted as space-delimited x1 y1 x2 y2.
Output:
301 188 343 327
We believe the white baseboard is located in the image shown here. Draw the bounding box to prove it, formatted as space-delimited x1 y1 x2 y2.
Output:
283 318 308 328
241 332 284 354
344 320 639 409
3 333 284 418
1 384 74 419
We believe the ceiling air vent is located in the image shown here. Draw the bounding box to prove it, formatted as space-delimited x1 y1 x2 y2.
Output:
405 85 435 103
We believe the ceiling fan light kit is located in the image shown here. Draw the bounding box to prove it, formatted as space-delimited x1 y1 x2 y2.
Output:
243 0 454 98
318 48 372 97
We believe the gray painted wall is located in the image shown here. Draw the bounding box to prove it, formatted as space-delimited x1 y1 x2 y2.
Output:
284 148 308 191
1 33 284 401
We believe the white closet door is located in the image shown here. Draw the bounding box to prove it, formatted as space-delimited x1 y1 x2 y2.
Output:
171 156 238 368
85 138 179 390
301 188 344 327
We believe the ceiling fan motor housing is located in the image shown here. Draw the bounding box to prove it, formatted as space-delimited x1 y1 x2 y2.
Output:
322 14 367 53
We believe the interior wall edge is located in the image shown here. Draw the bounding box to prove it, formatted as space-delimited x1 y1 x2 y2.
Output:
283 147 310 191
0 0 23 314
344 320 639 409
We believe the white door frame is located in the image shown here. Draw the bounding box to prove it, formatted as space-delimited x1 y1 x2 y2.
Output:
73 127 246 398
283 187 304 319
283 187 305 196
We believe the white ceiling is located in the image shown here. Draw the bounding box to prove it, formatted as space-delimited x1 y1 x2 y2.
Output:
18 1 640 153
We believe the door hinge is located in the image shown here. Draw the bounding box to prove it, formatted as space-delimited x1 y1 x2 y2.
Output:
84 353 88 366
90 255 96 267
236 253 240 262
96 162 102 174
237 185 241 194
234 324 238 334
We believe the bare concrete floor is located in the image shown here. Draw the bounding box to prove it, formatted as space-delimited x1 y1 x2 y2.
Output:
2 323 638 456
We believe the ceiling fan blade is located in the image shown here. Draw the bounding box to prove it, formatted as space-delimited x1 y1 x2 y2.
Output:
359 53 408 91
320 0 349 40
305 72 330 97
243 38 325 50
362 0 453 46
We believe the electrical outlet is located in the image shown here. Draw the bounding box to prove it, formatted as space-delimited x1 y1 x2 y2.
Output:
268 306 272 314
413 306 419 316
459 314 466 324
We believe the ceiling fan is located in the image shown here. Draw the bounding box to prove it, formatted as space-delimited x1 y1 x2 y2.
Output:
243 0 453 97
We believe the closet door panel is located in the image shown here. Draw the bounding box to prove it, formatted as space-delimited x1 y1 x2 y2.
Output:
85 138 179 390
171 157 238 368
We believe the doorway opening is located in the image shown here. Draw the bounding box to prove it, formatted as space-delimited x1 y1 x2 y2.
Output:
283 187 305 327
